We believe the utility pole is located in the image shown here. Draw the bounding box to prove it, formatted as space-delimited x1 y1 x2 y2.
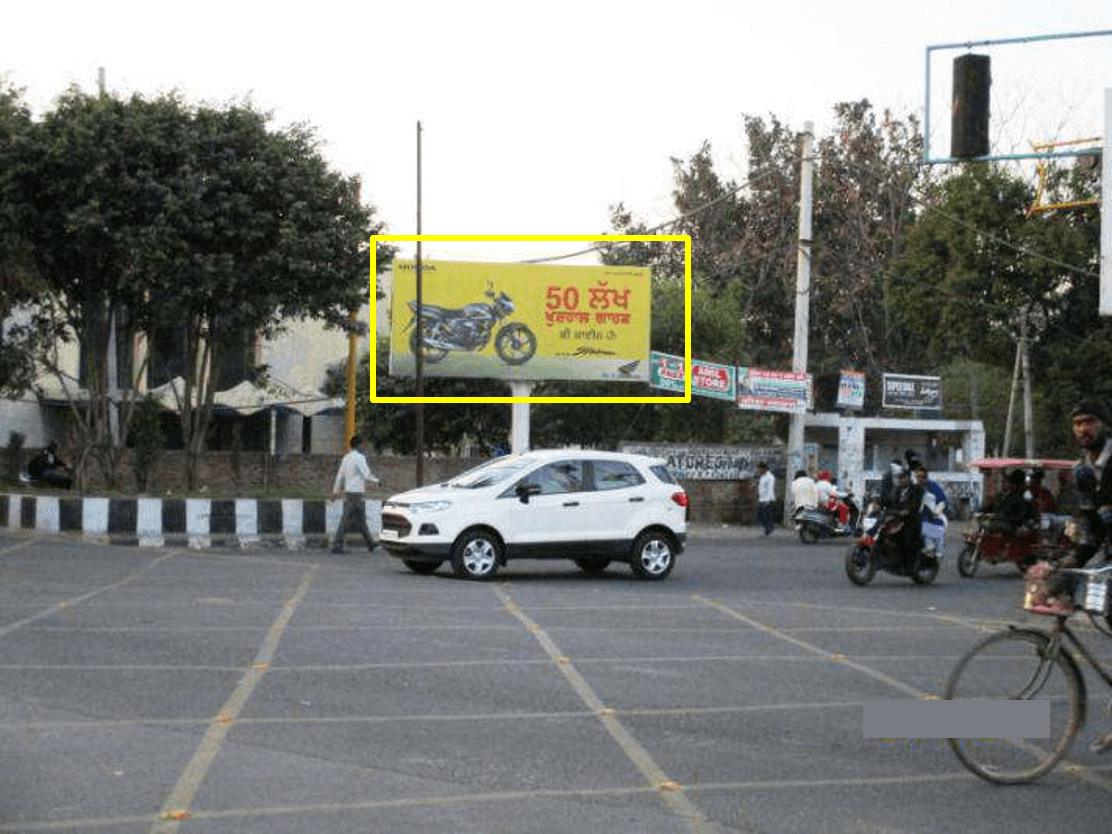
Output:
785 122 814 521
414 121 425 486
98 67 121 447
1021 315 1034 458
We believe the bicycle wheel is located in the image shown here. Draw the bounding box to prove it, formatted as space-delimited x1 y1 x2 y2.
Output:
944 627 1085 784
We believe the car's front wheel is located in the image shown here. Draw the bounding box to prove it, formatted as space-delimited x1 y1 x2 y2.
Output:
450 529 501 580
629 531 676 580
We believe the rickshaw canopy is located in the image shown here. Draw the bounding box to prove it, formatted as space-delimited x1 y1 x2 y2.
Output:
966 457 1078 471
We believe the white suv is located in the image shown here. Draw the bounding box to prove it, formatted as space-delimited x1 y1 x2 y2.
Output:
380 450 688 580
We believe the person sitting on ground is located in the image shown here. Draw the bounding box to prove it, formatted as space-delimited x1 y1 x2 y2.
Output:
27 441 73 489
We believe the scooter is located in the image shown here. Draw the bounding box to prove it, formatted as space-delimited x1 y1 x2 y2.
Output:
845 500 940 586
793 493 860 544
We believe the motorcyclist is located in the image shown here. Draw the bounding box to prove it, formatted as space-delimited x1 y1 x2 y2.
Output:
889 460 925 572
791 469 818 512
879 460 904 509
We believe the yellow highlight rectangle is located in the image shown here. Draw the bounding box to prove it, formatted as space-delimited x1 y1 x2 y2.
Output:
370 235 691 404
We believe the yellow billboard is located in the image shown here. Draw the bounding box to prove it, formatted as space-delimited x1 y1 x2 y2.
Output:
388 259 651 382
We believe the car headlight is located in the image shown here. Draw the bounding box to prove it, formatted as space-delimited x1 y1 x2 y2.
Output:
407 500 452 513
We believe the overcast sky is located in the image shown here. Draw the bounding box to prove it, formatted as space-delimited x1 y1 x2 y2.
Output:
4 1 1110 264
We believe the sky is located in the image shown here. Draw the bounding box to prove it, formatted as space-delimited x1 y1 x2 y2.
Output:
3 1 1111 266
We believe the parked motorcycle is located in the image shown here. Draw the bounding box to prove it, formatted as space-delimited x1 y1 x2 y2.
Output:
845 500 940 586
406 283 537 365
793 493 860 544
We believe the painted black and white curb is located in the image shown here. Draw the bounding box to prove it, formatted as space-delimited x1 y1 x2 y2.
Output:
0 493 382 550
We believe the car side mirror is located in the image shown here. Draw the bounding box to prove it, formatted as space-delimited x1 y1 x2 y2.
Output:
516 483 541 504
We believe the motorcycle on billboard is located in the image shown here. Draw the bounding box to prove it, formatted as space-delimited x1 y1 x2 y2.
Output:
406 282 537 366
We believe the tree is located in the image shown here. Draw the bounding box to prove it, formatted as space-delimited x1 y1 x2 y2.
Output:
606 101 929 417
810 101 929 395
0 83 56 398
15 90 386 487
890 162 1104 451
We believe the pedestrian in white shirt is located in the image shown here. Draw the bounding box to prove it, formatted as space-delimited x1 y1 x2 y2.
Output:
756 462 776 535
331 434 380 553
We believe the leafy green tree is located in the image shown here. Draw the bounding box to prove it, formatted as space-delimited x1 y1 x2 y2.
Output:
891 162 1104 452
810 101 929 396
0 83 55 398
14 90 386 487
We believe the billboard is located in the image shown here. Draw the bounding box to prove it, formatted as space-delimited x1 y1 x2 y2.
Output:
649 351 686 392
837 370 866 410
737 367 812 413
882 373 942 410
649 351 736 400
389 259 651 382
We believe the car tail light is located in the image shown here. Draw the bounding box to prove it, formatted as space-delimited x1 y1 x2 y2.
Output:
671 491 689 508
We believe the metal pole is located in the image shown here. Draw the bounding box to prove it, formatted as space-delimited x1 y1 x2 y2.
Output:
414 121 425 486
344 309 357 452
785 122 813 522
1021 315 1034 457
1101 89 1112 316
510 382 532 454
1002 338 1021 456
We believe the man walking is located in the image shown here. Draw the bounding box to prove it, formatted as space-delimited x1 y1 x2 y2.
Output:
756 462 776 535
331 434 380 554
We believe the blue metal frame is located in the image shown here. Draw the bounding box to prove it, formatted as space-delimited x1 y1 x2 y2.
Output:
924 30 1112 165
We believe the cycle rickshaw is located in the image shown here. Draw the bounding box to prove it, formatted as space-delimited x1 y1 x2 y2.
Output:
956 457 1077 578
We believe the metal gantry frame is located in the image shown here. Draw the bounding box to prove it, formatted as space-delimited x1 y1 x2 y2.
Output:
923 29 1112 165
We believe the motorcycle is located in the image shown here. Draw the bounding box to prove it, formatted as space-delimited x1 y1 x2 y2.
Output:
406 283 537 365
793 493 860 544
845 500 940 586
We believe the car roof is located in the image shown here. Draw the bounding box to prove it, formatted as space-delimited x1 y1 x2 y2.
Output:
509 449 666 466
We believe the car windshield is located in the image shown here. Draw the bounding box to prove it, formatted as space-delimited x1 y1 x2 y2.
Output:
448 457 532 489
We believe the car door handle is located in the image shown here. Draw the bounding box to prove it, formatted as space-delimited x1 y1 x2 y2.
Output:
562 501 579 507
629 496 645 502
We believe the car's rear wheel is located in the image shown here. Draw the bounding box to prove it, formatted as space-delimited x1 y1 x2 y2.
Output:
402 559 442 575
629 531 676 580
574 557 611 576
451 529 501 580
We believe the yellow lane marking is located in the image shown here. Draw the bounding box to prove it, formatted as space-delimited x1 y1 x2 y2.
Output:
150 565 319 833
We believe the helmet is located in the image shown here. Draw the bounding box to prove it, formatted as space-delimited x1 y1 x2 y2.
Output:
889 461 905 478
817 469 831 481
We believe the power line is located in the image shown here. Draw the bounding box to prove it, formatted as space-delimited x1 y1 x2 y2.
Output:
517 162 795 264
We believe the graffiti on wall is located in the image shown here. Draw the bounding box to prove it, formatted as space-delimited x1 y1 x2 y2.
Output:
621 443 784 481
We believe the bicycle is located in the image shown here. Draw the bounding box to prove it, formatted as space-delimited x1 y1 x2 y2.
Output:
944 560 1112 784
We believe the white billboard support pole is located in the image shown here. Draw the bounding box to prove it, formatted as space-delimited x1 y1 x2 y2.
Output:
1101 88 1112 317
785 122 814 521
510 381 532 454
